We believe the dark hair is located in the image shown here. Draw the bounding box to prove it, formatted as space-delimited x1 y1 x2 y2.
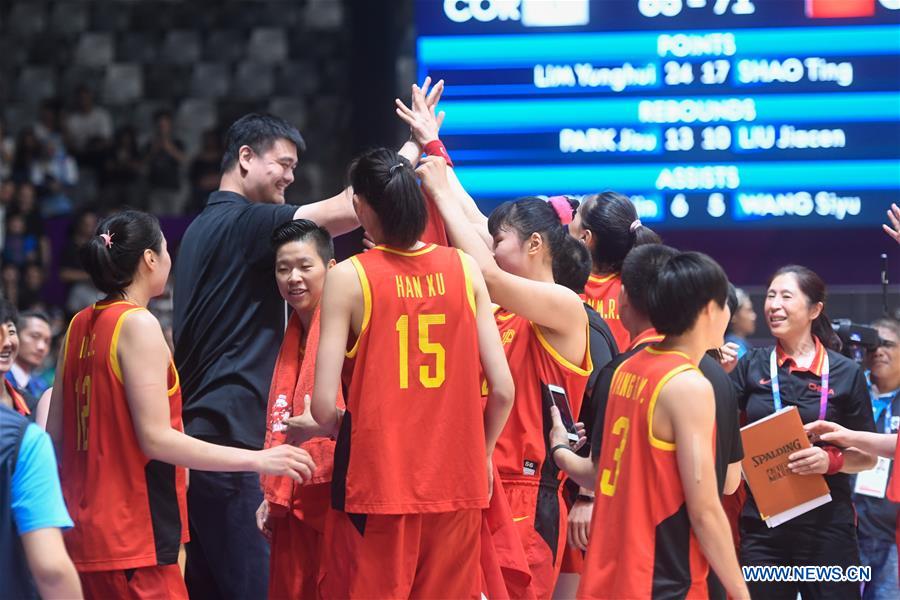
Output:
79 210 163 296
488 197 568 261
647 251 729 336
18 309 50 329
348 148 426 248
221 113 306 173
0 299 17 327
579 191 661 274
768 265 841 351
552 236 592 294
271 219 335 263
621 243 679 317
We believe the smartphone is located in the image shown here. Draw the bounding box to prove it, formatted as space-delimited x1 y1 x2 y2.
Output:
548 384 579 444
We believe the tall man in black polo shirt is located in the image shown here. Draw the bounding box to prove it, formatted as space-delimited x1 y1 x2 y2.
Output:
174 95 440 598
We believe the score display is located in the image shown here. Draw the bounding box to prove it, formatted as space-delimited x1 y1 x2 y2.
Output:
416 0 900 228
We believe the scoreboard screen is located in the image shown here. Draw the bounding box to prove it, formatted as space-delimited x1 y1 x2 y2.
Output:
416 0 900 228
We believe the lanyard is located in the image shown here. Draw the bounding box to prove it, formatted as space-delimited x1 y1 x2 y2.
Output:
770 348 829 420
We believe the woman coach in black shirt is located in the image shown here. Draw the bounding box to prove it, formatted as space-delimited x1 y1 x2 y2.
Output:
729 265 876 600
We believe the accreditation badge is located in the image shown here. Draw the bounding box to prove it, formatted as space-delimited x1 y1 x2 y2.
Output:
854 456 891 499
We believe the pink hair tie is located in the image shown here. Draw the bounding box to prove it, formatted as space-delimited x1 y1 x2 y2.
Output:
99 231 114 248
547 196 574 226
629 219 642 233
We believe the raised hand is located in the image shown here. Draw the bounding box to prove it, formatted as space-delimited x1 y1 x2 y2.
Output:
415 156 451 201
883 203 900 245
396 77 446 147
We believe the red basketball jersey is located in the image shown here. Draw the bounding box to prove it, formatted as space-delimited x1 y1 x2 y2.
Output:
492 308 591 482
579 346 709 599
60 300 188 571
333 244 487 514
581 273 630 351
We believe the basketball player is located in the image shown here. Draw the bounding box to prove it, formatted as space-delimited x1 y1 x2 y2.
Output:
45 211 316 599
255 219 340 599
553 250 749 599
416 155 592 598
307 148 514 598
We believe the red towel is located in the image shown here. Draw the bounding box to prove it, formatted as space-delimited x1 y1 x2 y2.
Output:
261 307 344 519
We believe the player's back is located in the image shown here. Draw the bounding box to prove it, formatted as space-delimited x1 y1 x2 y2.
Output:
580 346 709 599
581 273 630 351
334 244 487 514
60 300 187 571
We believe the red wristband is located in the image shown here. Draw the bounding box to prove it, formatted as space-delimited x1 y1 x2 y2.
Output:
824 446 844 475
424 140 454 167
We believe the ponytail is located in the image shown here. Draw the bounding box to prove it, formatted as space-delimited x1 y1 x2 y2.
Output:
348 148 426 248
79 210 163 296
579 191 661 273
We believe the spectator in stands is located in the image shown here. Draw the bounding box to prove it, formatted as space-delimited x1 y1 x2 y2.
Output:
144 109 186 215
18 263 46 311
65 85 113 159
1 264 19 308
10 128 39 185
0 118 14 180
3 215 40 268
58 209 102 316
100 126 142 210
188 129 223 214
725 287 756 359
13 183 50 269
0 300 83 600
0 180 13 248
33 99 65 149
32 138 78 192
6 310 52 400
39 175 74 219
855 318 900 599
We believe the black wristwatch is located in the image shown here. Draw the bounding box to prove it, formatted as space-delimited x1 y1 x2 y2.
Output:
576 494 595 503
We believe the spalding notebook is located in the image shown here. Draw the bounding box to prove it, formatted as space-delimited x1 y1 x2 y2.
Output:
740 406 832 528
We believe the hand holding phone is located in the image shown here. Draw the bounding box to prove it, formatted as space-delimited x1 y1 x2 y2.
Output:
548 384 579 444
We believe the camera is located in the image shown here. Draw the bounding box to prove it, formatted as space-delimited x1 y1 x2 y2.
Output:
831 319 882 362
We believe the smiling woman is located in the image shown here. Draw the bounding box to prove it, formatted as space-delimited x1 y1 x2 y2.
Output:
729 264 877 599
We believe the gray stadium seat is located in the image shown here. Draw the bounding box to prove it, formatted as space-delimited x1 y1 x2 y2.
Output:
14 66 57 102
159 30 201 65
247 27 288 64
49 2 89 35
117 31 160 63
305 0 344 30
275 61 318 97
103 63 144 105
75 32 114 67
231 61 274 100
144 65 191 100
268 98 308 131
59 66 105 99
203 30 246 63
8 3 47 38
190 63 231 99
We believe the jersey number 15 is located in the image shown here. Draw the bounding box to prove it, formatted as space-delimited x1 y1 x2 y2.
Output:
395 313 446 389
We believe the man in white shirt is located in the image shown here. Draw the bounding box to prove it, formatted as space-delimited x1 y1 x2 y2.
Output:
64 86 113 154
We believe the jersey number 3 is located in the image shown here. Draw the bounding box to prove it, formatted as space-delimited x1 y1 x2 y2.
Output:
395 313 446 389
600 416 630 497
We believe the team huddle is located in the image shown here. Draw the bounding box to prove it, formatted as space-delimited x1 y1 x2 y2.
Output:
6 78 899 600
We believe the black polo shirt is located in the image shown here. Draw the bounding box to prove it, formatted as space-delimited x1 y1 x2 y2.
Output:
590 334 743 496
730 343 876 526
173 191 297 449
